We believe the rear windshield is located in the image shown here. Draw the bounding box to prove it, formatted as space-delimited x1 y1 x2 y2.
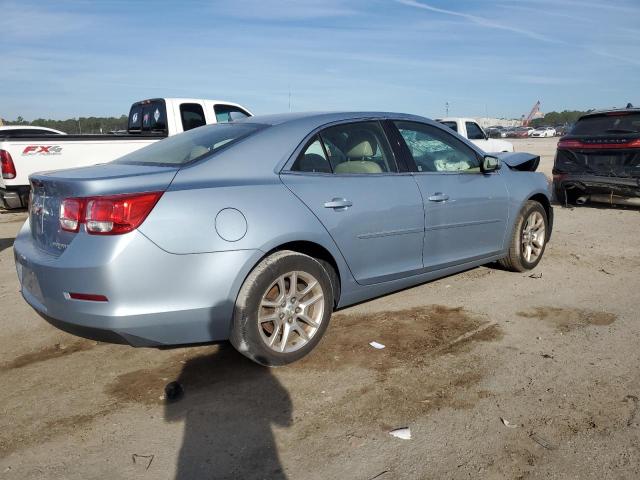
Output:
128 100 168 134
572 113 640 135
114 123 266 166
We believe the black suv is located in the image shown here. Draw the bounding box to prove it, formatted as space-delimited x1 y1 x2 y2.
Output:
553 106 640 206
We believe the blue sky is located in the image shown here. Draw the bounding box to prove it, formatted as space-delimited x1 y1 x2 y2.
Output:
2 0 639 120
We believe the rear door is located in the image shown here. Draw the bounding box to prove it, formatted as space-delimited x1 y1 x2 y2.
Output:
280 120 424 285
391 120 509 269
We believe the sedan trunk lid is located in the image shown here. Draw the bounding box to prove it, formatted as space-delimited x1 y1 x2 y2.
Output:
29 163 178 256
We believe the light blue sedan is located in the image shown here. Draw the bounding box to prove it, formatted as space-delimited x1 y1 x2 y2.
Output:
14 112 552 365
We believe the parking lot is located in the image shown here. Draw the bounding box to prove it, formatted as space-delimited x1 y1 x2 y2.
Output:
1 136 639 479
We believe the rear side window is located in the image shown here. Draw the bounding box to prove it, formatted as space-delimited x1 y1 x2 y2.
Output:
115 123 267 166
465 122 485 140
214 104 251 123
440 121 458 132
291 136 332 173
180 103 206 131
319 121 397 174
572 113 640 135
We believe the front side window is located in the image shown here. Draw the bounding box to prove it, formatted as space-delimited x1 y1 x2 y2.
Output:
465 122 486 140
319 121 396 174
214 104 251 123
180 103 206 131
394 121 480 173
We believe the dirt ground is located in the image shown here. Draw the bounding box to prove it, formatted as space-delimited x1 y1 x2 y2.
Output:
2 137 640 479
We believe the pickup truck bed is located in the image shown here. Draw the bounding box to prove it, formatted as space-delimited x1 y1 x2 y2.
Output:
0 97 252 208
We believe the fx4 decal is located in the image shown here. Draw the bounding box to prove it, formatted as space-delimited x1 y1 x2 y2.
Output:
22 145 63 155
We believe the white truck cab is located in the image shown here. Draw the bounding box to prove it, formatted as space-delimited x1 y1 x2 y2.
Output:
437 117 514 153
0 98 252 208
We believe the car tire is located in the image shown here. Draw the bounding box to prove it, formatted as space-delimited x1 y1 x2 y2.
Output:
230 250 334 366
498 201 548 272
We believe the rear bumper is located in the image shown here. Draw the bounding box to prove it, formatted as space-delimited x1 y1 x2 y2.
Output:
14 222 263 347
0 186 29 209
553 173 640 202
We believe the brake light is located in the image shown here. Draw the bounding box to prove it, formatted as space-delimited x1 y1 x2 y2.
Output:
0 150 16 179
557 138 640 150
59 192 162 235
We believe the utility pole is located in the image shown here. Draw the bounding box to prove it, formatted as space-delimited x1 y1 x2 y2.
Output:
445 102 450 116
288 85 291 112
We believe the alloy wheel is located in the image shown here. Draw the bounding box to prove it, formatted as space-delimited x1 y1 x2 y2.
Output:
258 271 325 353
521 211 546 263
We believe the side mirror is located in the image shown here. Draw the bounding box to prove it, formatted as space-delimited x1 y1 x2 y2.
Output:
481 155 501 173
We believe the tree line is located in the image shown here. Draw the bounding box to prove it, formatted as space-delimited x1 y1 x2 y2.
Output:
530 110 589 127
2 115 128 134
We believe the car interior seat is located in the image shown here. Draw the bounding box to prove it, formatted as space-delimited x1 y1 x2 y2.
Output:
300 153 331 173
334 130 384 174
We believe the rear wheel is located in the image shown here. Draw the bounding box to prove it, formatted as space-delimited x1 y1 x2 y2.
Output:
230 250 334 366
499 201 548 272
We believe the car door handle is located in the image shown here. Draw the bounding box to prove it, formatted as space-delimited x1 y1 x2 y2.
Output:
324 198 353 209
428 193 449 202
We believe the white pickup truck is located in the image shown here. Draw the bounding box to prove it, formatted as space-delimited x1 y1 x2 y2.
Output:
0 98 252 208
436 117 514 153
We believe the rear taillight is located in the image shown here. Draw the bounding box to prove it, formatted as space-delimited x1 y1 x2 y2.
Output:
60 198 83 232
59 192 162 235
558 138 640 150
0 150 16 179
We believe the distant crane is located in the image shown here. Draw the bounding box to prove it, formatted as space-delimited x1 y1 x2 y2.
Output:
523 101 541 126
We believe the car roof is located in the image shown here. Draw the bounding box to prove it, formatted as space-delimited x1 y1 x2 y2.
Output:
240 111 428 128
579 107 640 119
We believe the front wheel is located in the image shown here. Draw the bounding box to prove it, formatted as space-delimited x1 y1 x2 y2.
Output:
499 201 548 272
230 250 334 366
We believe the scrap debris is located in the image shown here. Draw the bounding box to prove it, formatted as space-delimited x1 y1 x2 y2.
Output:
500 418 518 428
528 272 543 279
389 427 411 440
529 433 555 450
132 454 155 470
369 341 385 350
624 395 639 427
164 381 184 402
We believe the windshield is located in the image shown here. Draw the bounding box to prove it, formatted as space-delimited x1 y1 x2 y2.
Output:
571 113 640 135
114 123 267 166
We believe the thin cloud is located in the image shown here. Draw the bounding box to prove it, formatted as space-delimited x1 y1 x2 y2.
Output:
512 75 577 86
395 0 560 43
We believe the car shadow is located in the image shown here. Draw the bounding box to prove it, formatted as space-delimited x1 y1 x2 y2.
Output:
165 343 291 480
0 238 14 254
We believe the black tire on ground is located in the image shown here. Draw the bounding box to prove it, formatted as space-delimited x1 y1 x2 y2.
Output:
230 250 334 366
498 200 549 272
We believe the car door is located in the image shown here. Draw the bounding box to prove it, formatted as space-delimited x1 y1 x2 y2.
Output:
390 120 509 270
280 120 424 285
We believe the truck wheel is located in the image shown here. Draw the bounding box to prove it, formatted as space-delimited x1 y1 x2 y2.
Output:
230 250 333 366
499 201 548 272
